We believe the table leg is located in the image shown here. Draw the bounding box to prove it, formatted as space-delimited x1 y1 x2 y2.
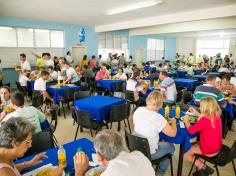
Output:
177 144 184 176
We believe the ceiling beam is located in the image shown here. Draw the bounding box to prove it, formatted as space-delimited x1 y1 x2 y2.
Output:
95 4 236 32
129 16 236 36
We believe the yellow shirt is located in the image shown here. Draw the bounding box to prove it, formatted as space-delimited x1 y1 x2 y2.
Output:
81 60 88 66
188 56 194 64
36 58 46 71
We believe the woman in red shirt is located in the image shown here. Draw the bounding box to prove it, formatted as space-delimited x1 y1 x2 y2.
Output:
183 97 222 176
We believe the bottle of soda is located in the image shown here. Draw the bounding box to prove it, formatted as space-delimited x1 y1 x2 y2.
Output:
164 105 170 119
58 146 66 167
57 79 61 88
176 105 181 119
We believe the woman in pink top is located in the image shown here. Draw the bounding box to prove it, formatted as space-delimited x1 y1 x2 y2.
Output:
0 118 63 176
183 97 222 176
95 66 109 80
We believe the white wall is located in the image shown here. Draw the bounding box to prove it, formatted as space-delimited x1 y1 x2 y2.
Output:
176 38 196 57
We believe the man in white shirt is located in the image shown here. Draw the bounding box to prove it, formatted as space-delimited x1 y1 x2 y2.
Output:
73 130 155 176
1 92 46 132
45 53 54 68
133 91 176 176
66 51 73 64
159 71 177 102
19 53 31 71
48 66 58 81
64 64 80 84
34 71 53 102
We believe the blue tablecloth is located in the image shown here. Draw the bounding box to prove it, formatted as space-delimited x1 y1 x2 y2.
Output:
176 70 188 78
47 85 80 104
74 95 125 122
192 75 208 81
139 89 154 98
168 72 176 78
195 70 204 75
174 78 199 90
223 97 236 119
158 108 198 152
96 80 125 91
27 80 35 92
15 138 95 175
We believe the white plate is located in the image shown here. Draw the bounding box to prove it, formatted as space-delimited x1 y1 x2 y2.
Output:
85 166 105 176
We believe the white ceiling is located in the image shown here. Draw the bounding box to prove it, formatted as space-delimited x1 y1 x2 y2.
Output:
0 0 235 26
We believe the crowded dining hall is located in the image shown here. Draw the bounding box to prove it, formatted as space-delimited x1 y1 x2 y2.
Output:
0 0 236 176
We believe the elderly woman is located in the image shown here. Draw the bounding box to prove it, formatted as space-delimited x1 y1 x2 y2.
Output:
0 118 63 176
73 130 155 176
133 91 177 176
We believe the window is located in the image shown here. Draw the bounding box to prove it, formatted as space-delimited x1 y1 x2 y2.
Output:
106 34 114 49
0 26 64 48
35 29 50 47
0 27 17 47
196 39 230 57
98 33 129 60
114 35 121 49
98 33 106 49
51 30 64 48
17 28 34 47
147 39 164 61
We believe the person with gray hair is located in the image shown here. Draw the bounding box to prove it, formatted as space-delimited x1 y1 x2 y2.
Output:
73 129 155 176
0 117 63 176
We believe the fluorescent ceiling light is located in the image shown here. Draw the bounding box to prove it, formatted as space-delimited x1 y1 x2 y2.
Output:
106 0 162 15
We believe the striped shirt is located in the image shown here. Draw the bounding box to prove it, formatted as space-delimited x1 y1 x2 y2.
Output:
160 77 177 101
193 84 226 107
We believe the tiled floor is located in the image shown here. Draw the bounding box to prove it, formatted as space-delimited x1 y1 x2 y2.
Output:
50 107 236 176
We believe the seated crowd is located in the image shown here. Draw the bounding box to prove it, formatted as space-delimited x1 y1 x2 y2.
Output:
0 51 235 176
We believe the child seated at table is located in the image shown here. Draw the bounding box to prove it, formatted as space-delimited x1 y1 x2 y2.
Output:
183 97 222 176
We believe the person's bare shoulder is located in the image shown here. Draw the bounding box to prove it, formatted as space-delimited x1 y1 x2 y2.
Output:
0 167 17 176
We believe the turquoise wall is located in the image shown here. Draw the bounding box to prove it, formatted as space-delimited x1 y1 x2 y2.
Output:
0 17 98 58
129 34 176 61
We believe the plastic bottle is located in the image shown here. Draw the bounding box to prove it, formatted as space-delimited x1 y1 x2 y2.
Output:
176 105 181 119
58 146 66 167
77 147 82 153
57 79 61 88
164 105 170 119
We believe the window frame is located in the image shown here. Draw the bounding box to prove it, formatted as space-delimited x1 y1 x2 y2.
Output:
147 38 165 61
0 25 64 48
